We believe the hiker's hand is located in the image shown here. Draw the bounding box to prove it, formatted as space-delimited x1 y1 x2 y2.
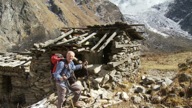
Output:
82 61 88 68
62 75 67 80
59 75 67 81
59 77 64 81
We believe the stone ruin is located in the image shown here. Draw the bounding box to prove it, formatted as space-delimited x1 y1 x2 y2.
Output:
0 22 144 107
0 52 32 107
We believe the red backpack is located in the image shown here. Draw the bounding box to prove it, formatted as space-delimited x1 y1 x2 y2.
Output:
51 53 64 73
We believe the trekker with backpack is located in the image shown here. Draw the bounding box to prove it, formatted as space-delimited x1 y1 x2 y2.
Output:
53 51 87 108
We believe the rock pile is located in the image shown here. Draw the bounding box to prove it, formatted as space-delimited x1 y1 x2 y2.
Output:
127 58 192 108
160 58 192 107
125 70 176 107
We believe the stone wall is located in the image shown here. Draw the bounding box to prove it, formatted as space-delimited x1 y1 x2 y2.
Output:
26 36 141 105
0 53 32 106
27 32 142 107
26 52 54 104
0 22 144 106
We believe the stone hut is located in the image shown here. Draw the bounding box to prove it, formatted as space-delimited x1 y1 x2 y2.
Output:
0 22 144 106
0 52 32 106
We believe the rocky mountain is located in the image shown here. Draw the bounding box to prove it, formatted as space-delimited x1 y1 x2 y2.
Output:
0 0 123 52
165 0 192 35
109 0 192 53
109 0 191 38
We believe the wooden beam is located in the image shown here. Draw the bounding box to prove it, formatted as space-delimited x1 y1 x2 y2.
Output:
77 32 97 45
56 33 89 46
76 48 86 52
60 24 144 30
91 32 109 51
115 42 141 48
97 30 118 52
108 58 129 68
40 29 73 48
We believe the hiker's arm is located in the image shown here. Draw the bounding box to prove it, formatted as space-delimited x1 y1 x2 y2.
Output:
74 64 83 70
72 61 88 70
71 61 82 70
53 61 65 81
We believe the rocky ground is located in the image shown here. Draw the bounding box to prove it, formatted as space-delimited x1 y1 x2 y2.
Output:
28 52 192 108
110 51 192 108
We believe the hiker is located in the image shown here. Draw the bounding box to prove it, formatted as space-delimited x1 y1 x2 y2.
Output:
53 51 87 108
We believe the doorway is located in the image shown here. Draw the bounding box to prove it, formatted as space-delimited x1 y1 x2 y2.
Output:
2 75 12 94
102 42 112 64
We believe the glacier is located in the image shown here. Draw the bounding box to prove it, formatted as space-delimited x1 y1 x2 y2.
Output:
109 0 191 39
109 0 173 15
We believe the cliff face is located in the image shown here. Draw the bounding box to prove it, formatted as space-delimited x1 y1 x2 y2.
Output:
165 0 192 35
0 0 123 52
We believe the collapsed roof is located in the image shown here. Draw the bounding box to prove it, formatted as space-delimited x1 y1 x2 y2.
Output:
31 22 144 53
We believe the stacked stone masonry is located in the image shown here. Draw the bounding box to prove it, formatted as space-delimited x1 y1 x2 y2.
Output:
0 22 144 106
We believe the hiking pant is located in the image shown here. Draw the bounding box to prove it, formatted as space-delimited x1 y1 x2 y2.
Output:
56 82 81 108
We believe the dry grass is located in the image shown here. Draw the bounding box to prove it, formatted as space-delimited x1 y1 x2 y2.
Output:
108 101 133 108
141 51 192 71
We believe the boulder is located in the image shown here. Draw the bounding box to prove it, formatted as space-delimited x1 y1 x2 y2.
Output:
186 58 192 65
161 82 168 89
142 77 156 85
132 96 142 104
187 86 192 98
94 77 103 83
101 91 113 100
102 74 110 85
99 69 110 76
163 78 173 86
151 96 162 104
89 89 100 99
134 85 146 93
109 70 117 77
152 85 161 91
87 64 103 74
178 63 188 71
47 104 57 108
178 73 191 82
121 92 129 101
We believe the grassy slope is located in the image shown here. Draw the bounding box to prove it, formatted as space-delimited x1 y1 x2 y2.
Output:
141 51 192 71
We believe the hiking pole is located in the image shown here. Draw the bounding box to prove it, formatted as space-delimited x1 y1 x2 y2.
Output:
71 99 75 108
65 80 75 108
88 79 91 93
84 63 90 93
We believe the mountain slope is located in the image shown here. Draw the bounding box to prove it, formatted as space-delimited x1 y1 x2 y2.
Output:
0 0 123 52
165 0 192 35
